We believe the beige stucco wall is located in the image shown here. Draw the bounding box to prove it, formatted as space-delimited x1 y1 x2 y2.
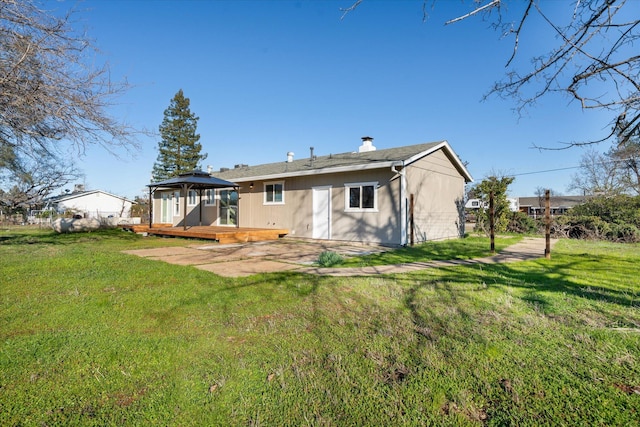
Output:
405 149 466 242
236 168 402 244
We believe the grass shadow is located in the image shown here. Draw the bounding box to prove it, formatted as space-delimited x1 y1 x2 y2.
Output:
340 236 521 267
0 228 140 246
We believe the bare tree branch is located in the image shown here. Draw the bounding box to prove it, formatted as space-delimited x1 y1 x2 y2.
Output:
0 154 82 210
445 0 500 25
340 0 363 20
505 1 533 67
0 0 139 173
341 0 639 149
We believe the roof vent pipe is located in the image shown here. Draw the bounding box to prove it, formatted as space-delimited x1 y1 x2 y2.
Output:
359 136 376 153
310 147 314 166
287 152 294 163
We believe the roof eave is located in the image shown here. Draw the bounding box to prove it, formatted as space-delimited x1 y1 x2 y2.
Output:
221 160 400 183
403 141 474 183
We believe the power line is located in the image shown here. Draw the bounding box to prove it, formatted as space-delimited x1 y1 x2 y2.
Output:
509 165 580 177
506 157 638 178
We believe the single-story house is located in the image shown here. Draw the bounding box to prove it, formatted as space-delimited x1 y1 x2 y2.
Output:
44 185 135 220
518 195 590 218
150 137 473 245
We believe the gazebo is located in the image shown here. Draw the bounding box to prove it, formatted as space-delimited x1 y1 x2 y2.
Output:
147 170 239 230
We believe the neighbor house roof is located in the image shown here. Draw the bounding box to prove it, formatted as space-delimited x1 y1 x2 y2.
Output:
46 189 134 204
518 195 591 209
213 141 473 183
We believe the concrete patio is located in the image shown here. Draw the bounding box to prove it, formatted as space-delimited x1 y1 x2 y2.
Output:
123 237 556 278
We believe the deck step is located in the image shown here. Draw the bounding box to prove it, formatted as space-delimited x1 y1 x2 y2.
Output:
120 225 288 243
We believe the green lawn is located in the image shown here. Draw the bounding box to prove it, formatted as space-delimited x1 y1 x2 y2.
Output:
339 235 522 267
1 228 638 426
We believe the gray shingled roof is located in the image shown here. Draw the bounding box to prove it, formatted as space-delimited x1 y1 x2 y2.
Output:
213 141 472 182
148 170 238 189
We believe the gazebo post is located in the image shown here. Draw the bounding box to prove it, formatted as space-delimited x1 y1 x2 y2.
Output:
235 186 240 228
198 189 203 226
182 183 188 230
148 186 153 229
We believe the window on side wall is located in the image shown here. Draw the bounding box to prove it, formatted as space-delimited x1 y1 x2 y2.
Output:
204 189 216 206
344 182 377 212
187 190 197 206
264 181 284 205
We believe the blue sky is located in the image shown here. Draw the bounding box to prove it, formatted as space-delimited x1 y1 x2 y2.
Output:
52 0 613 199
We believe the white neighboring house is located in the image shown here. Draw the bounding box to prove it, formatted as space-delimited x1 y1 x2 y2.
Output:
465 198 519 211
44 186 135 224
465 198 485 209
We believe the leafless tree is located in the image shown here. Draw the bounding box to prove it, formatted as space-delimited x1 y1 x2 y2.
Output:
0 155 82 210
610 146 640 195
568 149 624 195
342 0 639 147
608 121 640 194
535 186 558 207
0 0 137 180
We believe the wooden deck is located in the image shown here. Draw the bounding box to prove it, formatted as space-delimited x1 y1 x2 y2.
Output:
122 224 289 244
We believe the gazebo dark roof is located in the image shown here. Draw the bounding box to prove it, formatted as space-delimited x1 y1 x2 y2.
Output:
147 170 239 230
148 170 238 190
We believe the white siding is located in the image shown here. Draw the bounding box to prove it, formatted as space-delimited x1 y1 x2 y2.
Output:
56 192 133 218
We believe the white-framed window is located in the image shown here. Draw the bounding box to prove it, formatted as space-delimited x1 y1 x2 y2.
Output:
264 181 284 205
187 190 197 206
344 182 378 212
204 189 216 206
174 191 180 215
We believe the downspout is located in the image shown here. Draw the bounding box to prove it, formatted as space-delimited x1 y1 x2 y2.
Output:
391 162 407 246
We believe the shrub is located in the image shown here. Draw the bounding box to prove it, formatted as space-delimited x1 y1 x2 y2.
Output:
317 251 343 267
553 215 610 240
569 195 640 228
606 223 640 243
506 211 540 234
559 195 640 242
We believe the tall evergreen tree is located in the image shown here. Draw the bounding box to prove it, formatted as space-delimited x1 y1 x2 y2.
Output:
152 89 207 181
